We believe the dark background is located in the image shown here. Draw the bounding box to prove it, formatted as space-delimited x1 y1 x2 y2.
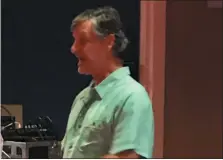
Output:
1 0 140 139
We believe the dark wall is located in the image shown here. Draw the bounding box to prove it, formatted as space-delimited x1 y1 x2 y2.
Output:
164 1 222 158
1 0 140 139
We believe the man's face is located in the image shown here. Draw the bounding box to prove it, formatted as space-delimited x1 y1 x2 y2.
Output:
71 20 112 75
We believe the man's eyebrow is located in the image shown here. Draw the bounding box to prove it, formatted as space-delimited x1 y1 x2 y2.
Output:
73 30 89 38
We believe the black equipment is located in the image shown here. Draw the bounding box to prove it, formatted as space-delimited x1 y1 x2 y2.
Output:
1 116 16 130
1 116 59 158
1 116 57 142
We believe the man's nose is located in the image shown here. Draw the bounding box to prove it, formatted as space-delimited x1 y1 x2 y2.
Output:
70 43 78 54
70 44 76 54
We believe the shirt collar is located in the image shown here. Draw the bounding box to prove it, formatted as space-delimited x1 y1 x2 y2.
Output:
89 67 130 99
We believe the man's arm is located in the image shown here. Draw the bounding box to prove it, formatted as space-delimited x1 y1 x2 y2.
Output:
102 150 139 159
104 89 154 159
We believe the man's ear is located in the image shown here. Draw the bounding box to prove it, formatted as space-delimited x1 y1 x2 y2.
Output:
106 34 115 51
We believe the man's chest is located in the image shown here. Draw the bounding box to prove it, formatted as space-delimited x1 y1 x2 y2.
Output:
63 86 129 158
67 96 114 131
64 98 115 158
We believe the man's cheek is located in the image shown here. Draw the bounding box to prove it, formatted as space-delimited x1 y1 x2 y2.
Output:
84 45 98 60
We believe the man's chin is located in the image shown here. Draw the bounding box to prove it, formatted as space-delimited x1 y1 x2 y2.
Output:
77 67 91 75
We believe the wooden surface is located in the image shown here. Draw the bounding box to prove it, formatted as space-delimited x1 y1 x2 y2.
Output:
164 1 222 158
140 1 166 158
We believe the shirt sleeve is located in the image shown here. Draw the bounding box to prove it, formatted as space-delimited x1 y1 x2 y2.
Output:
108 89 154 158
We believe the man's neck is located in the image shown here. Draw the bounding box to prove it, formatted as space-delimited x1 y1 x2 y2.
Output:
93 63 123 85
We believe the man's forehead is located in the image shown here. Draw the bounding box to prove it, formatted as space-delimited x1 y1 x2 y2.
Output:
72 20 94 37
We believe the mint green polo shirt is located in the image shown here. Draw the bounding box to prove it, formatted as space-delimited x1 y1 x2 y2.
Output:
61 67 154 158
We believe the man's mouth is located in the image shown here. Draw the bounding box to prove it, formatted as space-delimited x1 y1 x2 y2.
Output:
78 58 85 65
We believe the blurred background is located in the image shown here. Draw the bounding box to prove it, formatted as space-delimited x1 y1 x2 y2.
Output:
1 0 222 158
1 0 140 140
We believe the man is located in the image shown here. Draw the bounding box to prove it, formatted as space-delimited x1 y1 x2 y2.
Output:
61 6 154 158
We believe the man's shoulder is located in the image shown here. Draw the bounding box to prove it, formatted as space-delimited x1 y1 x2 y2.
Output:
112 77 153 121
120 76 150 98
112 76 152 108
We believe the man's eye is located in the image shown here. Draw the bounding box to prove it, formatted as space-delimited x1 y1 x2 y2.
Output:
73 37 88 45
79 38 88 45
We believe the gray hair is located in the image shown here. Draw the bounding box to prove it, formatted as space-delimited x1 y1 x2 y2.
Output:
71 6 129 59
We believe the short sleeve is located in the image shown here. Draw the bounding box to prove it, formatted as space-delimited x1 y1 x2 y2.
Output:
108 89 154 158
